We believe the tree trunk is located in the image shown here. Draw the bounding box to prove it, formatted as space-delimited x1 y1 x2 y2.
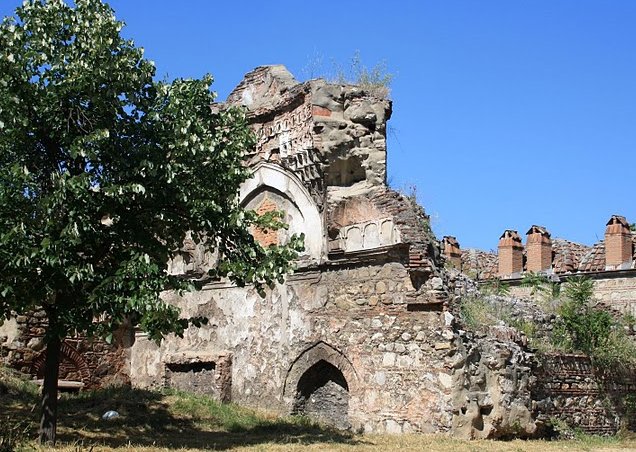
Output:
39 331 61 444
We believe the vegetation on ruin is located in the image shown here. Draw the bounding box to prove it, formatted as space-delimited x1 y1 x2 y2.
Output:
459 294 513 331
302 50 393 99
460 275 636 370
2 366 636 452
0 0 302 443
481 277 511 296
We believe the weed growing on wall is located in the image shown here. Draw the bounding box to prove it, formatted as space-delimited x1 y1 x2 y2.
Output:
459 295 513 332
301 50 393 99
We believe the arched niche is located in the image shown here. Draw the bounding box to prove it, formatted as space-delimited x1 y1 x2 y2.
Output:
283 342 357 429
240 163 324 261
32 341 91 385
293 360 350 429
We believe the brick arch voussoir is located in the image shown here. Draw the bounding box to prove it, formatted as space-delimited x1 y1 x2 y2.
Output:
32 340 92 384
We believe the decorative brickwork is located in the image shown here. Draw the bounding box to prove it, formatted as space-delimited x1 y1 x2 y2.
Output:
0 312 129 388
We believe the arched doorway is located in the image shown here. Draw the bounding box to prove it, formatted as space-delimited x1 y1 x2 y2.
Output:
283 342 356 430
32 340 92 386
292 359 350 429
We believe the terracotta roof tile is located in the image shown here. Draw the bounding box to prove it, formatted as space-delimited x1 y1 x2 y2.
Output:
552 239 591 274
578 240 606 272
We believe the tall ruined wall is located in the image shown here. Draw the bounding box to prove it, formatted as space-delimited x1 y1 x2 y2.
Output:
129 65 454 434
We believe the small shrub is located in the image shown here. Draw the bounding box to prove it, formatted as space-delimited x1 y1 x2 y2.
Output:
553 276 612 354
592 330 636 370
510 318 537 338
521 272 561 298
480 278 510 296
550 276 636 369
459 295 512 332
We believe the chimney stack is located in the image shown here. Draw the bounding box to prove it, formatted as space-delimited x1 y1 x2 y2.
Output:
442 236 462 269
605 215 633 270
498 230 523 277
526 225 552 273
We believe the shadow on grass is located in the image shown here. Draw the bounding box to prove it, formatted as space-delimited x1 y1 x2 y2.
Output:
2 374 363 450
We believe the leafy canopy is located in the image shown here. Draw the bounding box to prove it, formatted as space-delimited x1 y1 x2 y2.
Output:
0 0 303 343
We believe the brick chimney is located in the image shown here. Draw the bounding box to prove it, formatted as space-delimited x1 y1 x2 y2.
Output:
498 230 523 277
526 225 552 273
605 215 633 270
442 236 462 269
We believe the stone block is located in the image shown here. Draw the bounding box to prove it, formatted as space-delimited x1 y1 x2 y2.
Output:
382 352 396 366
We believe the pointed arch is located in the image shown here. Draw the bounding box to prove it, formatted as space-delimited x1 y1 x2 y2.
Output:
240 163 325 260
283 341 357 402
283 342 356 429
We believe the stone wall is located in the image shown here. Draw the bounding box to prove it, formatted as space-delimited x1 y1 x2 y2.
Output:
533 354 636 435
131 259 457 434
500 272 636 317
0 312 130 389
592 274 636 316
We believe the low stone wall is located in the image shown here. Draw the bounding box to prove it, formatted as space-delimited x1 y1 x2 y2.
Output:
0 312 130 389
500 273 636 318
533 353 636 435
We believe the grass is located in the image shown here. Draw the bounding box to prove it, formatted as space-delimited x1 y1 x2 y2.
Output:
3 366 636 451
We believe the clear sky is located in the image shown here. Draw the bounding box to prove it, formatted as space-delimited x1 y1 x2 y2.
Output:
2 1 635 251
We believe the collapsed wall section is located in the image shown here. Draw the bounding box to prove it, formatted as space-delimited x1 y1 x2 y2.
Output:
226 65 391 206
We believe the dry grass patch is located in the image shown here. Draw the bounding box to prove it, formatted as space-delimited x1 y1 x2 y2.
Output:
3 366 636 451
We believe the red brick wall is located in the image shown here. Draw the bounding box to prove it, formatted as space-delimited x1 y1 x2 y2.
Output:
252 197 280 247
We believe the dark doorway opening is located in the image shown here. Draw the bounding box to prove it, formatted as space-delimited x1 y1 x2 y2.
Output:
292 359 350 429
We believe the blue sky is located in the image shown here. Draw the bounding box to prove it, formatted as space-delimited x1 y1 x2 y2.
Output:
3 1 635 250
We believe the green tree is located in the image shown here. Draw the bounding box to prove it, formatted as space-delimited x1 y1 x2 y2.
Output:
0 0 302 443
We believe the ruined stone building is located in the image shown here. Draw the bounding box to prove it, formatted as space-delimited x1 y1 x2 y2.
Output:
129 65 460 434
2 66 635 438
